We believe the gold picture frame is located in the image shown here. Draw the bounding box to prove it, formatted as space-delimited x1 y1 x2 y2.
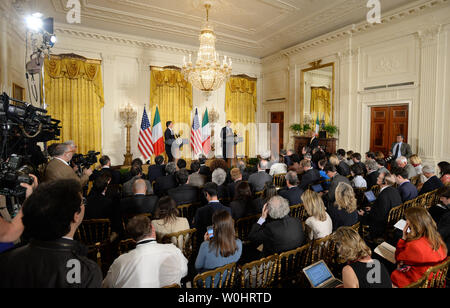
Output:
12 83 25 101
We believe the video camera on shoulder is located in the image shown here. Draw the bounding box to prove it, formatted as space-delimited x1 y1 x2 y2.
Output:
0 154 34 198
71 151 100 169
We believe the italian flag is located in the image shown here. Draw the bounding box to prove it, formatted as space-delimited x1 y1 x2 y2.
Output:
315 115 320 135
152 106 164 156
202 108 211 155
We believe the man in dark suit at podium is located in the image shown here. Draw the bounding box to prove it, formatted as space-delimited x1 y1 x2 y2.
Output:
164 121 176 162
221 120 234 160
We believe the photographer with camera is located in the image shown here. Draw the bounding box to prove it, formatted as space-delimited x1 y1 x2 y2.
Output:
0 173 38 249
43 143 92 186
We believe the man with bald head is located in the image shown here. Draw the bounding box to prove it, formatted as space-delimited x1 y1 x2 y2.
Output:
119 179 159 218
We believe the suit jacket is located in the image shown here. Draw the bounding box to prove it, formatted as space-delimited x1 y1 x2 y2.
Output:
391 142 413 159
248 216 305 256
147 164 166 184
122 176 153 197
193 201 231 237
43 158 89 186
327 174 351 204
365 170 380 191
299 168 321 190
367 186 402 238
119 194 159 217
168 184 199 205
397 181 418 203
337 161 351 177
309 137 319 149
164 128 175 147
91 167 121 185
419 176 443 195
403 164 418 180
188 173 206 188
154 174 178 197
229 199 254 220
248 171 273 192
437 211 450 256
199 165 212 182
278 186 304 206
227 180 241 201
86 190 114 220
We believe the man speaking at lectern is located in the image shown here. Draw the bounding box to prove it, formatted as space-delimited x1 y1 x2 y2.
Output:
221 120 234 160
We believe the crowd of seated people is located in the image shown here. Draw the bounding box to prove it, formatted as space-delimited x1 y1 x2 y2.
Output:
0 145 448 289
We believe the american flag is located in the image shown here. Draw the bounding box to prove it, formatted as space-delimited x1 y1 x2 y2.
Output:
138 107 154 159
191 108 202 156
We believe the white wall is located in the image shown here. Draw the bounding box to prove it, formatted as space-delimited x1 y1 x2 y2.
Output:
262 1 450 166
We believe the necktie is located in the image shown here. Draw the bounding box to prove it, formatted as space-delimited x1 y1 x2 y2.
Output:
395 143 401 158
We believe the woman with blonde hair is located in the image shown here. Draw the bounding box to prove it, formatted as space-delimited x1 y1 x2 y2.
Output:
333 227 392 288
409 154 426 184
329 154 340 167
301 190 332 240
391 207 447 288
328 182 359 231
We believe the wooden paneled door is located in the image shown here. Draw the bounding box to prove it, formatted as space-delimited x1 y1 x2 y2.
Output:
270 112 284 154
370 105 408 157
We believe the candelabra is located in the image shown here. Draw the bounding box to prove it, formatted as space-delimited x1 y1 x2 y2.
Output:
119 103 137 166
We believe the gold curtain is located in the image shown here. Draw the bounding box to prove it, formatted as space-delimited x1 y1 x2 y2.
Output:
150 68 193 157
310 87 331 125
225 76 257 157
43 55 105 154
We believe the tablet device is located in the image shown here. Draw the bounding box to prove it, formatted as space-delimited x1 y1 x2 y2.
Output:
311 184 324 193
365 191 376 203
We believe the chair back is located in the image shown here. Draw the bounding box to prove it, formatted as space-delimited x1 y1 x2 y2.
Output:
177 203 198 224
353 187 367 207
122 213 152 234
193 262 237 288
235 215 260 244
387 204 404 227
309 234 337 273
277 244 310 285
371 185 381 197
289 204 307 221
75 219 111 247
254 191 264 198
240 254 279 288
163 283 181 288
410 175 421 187
351 221 361 234
161 228 197 260
118 239 137 256
404 257 450 288
273 173 286 188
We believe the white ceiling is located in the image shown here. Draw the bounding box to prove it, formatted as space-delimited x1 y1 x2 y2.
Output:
32 0 421 58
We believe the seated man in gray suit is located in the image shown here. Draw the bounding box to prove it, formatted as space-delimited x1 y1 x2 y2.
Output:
389 134 412 168
395 156 417 180
248 160 273 193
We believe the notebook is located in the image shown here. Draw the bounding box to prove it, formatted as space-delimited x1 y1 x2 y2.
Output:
364 191 377 203
374 242 397 264
303 260 342 288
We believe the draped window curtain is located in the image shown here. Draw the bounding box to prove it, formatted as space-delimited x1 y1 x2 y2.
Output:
150 68 193 158
225 76 257 158
43 55 105 154
310 87 331 125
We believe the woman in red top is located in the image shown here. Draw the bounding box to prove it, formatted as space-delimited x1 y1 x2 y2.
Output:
391 207 448 288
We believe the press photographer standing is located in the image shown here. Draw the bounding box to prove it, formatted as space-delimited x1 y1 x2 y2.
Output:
43 143 92 185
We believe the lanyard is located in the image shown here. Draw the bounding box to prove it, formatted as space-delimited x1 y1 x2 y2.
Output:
136 239 156 247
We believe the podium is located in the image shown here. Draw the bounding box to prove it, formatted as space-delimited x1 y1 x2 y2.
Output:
293 136 337 154
227 135 244 168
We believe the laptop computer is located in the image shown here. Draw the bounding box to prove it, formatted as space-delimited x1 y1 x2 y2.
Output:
364 191 377 203
311 184 324 193
303 260 342 288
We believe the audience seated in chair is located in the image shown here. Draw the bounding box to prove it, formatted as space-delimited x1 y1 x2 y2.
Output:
409 155 427 185
227 168 242 201
302 190 332 241
390 207 447 288
324 162 351 205
419 165 444 196
435 187 450 256
230 181 255 220
122 158 144 184
168 169 199 205
252 182 278 214
122 165 153 197
0 180 103 288
328 182 359 232
438 161 450 186
351 164 367 189
278 171 304 206
248 196 305 257
198 155 212 182
119 179 158 218
188 160 206 189
152 196 190 248
269 155 288 176
86 172 114 220
429 186 450 226
359 172 402 240
365 160 380 192
212 168 230 202
395 156 417 180
336 149 351 177
333 227 392 288
351 153 368 177
154 162 178 197
103 215 187 288
91 155 122 185
393 167 418 203
298 160 321 191
248 160 273 193
195 210 242 284
147 155 166 184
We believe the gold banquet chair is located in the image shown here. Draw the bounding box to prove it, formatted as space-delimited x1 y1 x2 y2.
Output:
193 262 238 288
404 257 450 288
289 204 307 221
277 243 311 287
75 218 111 267
161 228 197 261
235 215 260 244
118 239 137 256
177 203 198 225
273 173 287 188
309 234 338 274
239 254 279 288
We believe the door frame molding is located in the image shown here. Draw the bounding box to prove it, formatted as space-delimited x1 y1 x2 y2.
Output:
362 100 412 154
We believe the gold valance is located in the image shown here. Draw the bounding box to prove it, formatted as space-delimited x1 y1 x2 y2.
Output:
151 69 192 91
226 77 257 113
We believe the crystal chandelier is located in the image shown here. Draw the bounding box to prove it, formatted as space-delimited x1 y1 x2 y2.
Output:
182 3 232 94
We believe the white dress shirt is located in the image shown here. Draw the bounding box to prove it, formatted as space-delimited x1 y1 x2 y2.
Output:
103 239 188 288
269 163 287 176
352 175 367 188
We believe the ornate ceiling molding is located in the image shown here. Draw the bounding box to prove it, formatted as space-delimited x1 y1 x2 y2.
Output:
265 0 449 61
54 24 262 66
